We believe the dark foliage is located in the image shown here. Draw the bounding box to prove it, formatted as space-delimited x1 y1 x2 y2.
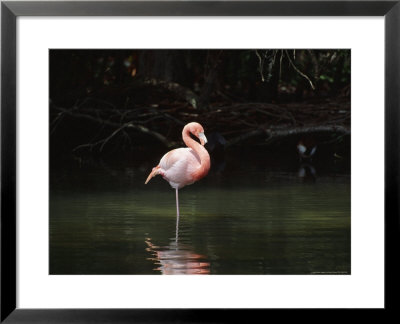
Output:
50 49 350 160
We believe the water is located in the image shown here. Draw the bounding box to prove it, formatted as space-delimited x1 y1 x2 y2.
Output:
50 155 350 275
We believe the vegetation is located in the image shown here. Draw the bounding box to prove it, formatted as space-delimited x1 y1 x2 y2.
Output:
50 49 350 158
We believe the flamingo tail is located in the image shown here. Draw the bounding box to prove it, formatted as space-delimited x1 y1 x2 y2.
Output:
145 166 161 184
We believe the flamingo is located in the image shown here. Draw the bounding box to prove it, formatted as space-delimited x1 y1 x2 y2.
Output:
145 122 211 217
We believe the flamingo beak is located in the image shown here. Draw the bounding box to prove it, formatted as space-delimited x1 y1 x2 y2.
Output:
198 132 207 146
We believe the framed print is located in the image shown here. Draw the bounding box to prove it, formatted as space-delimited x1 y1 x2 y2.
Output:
1 0 398 322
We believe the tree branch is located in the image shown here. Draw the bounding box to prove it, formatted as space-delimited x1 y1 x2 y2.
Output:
227 123 350 147
52 105 177 148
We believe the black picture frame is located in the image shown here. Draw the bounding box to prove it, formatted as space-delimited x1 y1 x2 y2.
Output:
1 0 399 322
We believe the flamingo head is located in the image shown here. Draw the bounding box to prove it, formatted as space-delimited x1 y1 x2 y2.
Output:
185 122 208 146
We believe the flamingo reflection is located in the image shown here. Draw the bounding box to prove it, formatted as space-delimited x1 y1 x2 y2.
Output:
145 237 210 275
145 197 210 274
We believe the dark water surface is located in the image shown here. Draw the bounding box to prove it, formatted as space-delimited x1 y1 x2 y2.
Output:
50 154 350 275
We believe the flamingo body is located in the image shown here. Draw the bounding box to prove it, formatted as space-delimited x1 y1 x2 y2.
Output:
159 147 202 189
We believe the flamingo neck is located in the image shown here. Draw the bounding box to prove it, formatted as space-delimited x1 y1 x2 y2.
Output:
182 127 211 180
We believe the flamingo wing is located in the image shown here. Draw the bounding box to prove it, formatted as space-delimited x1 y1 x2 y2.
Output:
159 148 201 189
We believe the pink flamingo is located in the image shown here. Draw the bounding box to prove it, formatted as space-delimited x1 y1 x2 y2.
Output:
145 122 211 217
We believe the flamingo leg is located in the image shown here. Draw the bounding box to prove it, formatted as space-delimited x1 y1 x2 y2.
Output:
175 188 180 244
175 188 180 217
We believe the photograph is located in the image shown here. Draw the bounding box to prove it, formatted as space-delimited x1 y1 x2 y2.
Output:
2 0 397 320
49 49 351 275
